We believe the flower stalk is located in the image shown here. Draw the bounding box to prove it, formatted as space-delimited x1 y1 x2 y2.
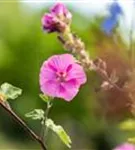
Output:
41 101 52 143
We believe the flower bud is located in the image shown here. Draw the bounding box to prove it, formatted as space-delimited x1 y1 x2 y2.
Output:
42 13 56 33
41 3 72 33
42 13 66 33
51 3 72 24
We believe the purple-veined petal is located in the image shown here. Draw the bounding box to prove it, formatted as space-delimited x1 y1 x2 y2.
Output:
66 63 87 85
46 54 75 72
40 80 59 98
58 82 79 101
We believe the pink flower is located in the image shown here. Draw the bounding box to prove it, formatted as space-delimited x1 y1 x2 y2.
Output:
113 143 135 150
39 54 86 101
41 3 72 33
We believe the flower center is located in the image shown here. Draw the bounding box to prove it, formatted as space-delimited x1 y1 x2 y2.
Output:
56 71 67 82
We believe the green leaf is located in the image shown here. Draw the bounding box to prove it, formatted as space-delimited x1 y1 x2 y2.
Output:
0 83 22 100
119 119 135 131
25 109 45 121
46 119 72 148
39 94 52 103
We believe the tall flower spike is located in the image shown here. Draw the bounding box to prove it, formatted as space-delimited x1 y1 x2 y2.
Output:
101 1 123 35
39 54 86 101
41 3 72 33
113 143 135 150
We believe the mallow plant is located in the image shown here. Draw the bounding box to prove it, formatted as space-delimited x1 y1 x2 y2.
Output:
0 2 135 150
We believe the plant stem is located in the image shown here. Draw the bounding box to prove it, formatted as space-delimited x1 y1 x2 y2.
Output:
0 100 47 150
41 101 52 143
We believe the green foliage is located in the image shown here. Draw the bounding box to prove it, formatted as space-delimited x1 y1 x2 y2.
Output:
46 119 72 148
25 109 44 121
25 108 72 148
0 83 22 100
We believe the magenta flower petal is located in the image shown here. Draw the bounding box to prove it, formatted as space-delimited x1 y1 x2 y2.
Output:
66 63 87 85
41 13 57 33
51 3 66 15
41 12 67 33
60 80 79 101
39 54 86 101
40 65 56 85
59 84 79 101
40 80 59 97
45 54 75 72
50 3 72 19
114 143 135 150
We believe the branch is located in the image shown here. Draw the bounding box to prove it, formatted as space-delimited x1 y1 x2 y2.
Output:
0 100 47 150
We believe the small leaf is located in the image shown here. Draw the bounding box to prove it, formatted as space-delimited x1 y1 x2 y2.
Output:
0 83 22 100
55 126 72 148
46 119 72 148
119 119 135 131
39 94 52 103
25 109 45 121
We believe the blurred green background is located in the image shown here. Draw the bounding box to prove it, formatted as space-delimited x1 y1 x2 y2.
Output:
0 1 133 150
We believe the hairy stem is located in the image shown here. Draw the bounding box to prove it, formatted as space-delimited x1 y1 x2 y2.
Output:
0 100 47 150
58 30 123 92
